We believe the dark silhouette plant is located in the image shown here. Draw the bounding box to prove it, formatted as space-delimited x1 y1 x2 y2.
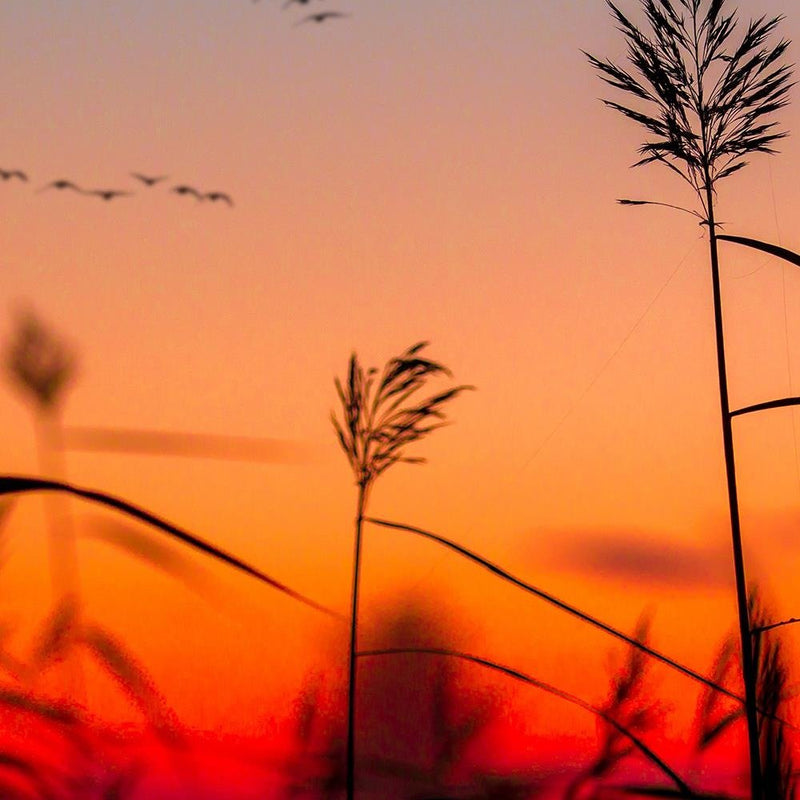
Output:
750 594 798 800
0 475 340 618
331 341 473 800
359 646 691 796
566 615 666 800
689 593 798 799
586 2 794 794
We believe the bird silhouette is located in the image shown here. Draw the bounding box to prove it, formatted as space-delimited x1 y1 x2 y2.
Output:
171 185 204 200
90 189 133 201
130 172 168 187
203 191 234 206
39 180 84 194
283 0 321 9
0 169 27 182
296 11 349 25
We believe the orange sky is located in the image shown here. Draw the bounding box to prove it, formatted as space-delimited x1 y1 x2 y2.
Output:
2 0 800 783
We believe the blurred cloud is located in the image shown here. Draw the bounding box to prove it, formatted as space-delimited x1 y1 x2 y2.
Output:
532 528 732 590
62 426 322 465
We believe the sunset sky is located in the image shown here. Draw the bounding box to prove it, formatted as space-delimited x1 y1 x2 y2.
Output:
2 0 800 786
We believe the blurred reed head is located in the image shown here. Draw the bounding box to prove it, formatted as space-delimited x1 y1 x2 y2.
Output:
5 304 77 413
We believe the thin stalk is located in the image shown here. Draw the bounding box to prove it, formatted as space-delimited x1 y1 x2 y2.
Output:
705 184 763 798
346 481 368 800
332 343 472 799
753 617 800 635
34 412 80 604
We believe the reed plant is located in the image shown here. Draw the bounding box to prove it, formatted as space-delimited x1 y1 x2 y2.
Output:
331 341 473 800
586 2 793 794
750 595 797 800
4 308 87 703
566 615 665 800
689 593 798 800
5 307 79 605
0 596 169 799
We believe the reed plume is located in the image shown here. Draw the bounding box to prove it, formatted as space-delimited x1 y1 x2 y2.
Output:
4 307 79 605
331 341 473 800
587 3 794 793
751 595 797 800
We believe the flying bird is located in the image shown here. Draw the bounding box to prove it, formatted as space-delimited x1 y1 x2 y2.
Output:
296 11 349 25
38 180 84 194
90 189 133 201
203 191 234 206
130 172 168 187
283 0 321 8
0 169 27 182
171 185 204 200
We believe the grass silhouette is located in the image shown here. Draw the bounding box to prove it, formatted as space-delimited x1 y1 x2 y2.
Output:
751 595 798 800
0 475 340 618
586 1 794 793
3 469 796 798
359 643 690 796
2 329 797 798
365 517 740 704
4 308 80 617
331 341 473 800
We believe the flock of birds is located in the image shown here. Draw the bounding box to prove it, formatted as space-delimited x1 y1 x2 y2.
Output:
258 0 350 27
0 169 234 206
0 3 353 207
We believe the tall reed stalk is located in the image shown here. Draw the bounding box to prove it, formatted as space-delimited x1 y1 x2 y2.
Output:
4 308 84 699
587 3 793 795
5 307 79 603
331 342 472 800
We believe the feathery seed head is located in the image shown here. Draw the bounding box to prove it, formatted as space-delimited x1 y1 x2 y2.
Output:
331 342 473 490
587 0 793 219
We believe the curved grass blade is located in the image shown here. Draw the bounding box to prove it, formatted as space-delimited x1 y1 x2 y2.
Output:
358 647 691 796
0 650 28 683
82 514 213 596
694 635 741 753
0 685 80 725
80 623 179 738
30 594 79 671
568 614 662 795
717 234 800 268
617 198 704 220
0 753 57 800
0 476 343 620
752 617 800 634
365 517 737 702
731 396 800 418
